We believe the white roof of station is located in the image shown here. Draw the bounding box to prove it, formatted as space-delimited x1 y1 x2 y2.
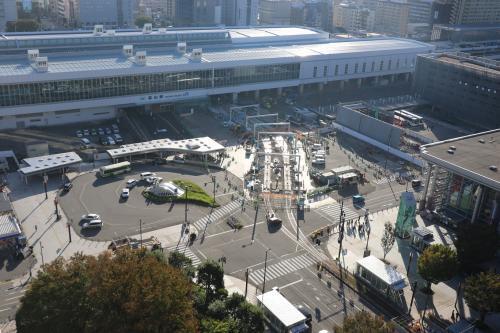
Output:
357 255 406 290
19 152 82 176
107 136 225 159
331 166 356 175
257 290 306 328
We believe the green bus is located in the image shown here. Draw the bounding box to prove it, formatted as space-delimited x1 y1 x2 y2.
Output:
99 161 131 177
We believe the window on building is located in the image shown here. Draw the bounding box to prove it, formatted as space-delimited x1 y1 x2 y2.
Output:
323 65 328 77
379 61 384 71
396 59 399 69
354 63 358 73
335 64 339 76
371 61 375 72
313 66 317 78
362 63 366 73
344 64 348 74
388 60 392 70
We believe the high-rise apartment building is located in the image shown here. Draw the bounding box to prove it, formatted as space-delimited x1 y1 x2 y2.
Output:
259 0 292 25
373 0 409 37
79 0 134 28
449 0 500 25
0 0 17 31
231 0 258 26
333 2 374 32
174 0 194 26
48 0 79 27
291 0 331 31
407 0 434 24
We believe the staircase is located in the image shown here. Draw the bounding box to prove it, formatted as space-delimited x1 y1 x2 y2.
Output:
427 167 450 211
123 111 151 142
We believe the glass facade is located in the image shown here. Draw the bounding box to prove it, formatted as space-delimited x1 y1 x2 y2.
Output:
0 63 300 107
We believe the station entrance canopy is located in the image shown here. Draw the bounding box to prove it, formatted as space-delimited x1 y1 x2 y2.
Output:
106 136 225 160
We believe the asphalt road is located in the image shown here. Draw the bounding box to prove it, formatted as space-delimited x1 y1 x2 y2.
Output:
59 164 243 241
0 280 26 322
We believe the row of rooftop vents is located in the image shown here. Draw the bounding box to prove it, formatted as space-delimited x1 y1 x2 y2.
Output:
27 38 202 72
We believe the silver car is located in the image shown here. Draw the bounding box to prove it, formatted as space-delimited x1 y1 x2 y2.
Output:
82 219 103 229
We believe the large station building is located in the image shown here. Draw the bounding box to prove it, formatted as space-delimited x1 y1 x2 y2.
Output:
419 129 500 229
0 25 433 129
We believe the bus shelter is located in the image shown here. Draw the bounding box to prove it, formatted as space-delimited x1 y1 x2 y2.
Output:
355 255 406 306
18 152 82 184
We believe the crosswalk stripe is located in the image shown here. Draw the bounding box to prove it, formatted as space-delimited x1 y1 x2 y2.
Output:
248 254 315 285
192 199 242 231
165 245 202 267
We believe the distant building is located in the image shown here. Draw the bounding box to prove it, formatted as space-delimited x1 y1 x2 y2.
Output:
290 0 332 31
407 0 433 24
193 0 224 26
48 0 79 27
78 0 135 28
333 2 374 33
0 0 17 31
259 0 292 25
413 52 500 130
226 0 258 26
449 0 500 25
174 0 194 26
373 0 409 37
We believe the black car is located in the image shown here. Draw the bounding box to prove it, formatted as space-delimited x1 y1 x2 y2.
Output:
100 136 109 145
63 182 73 192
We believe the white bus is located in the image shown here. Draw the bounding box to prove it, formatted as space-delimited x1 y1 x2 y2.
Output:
257 289 309 333
394 110 423 127
99 161 131 177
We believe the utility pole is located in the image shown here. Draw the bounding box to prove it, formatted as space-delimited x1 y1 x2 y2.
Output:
363 209 370 257
244 268 250 298
39 241 44 266
139 219 143 248
262 249 270 294
67 222 72 243
337 201 345 260
251 200 259 244
407 251 414 276
184 186 190 226
43 174 48 200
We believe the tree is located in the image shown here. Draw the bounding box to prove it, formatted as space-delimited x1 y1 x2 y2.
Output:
334 311 394 333
16 250 198 333
135 16 152 28
197 260 225 303
168 250 196 279
454 224 498 272
417 244 458 292
380 221 396 260
464 272 500 324
6 19 39 32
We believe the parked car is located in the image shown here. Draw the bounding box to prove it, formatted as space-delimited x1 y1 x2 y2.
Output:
121 188 129 199
62 182 73 192
112 124 120 134
145 176 163 185
411 179 422 188
113 133 123 143
126 179 137 188
98 128 105 135
140 172 156 180
76 130 83 138
105 128 112 135
100 136 109 145
107 136 116 145
83 129 90 136
91 128 97 136
81 213 100 221
80 138 91 149
82 219 103 230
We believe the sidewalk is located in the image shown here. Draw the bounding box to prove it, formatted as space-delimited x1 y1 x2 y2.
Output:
325 206 470 323
224 275 258 305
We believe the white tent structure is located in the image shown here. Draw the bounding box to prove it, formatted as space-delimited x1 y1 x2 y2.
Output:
147 182 184 198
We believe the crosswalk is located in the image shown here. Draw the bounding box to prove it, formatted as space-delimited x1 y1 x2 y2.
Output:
249 254 315 285
316 202 360 222
373 174 397 185
165 244 202 267
192 199 242 231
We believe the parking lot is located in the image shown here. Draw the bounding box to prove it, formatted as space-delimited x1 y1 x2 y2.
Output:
59 164 243 241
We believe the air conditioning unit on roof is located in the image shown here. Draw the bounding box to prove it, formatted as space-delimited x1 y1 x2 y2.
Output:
106 29 116 36
143 23 152 34
123 45 133 57
93 25 104 36
27 49 39 62
135 51 147 65
190 48 202 61
34 57 48 72
177 42 186 54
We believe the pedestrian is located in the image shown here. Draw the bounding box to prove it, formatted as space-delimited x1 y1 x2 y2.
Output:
35 225 37 232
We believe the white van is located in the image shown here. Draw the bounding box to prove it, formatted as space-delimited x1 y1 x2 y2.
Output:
140 172 156 180
312 143 322 151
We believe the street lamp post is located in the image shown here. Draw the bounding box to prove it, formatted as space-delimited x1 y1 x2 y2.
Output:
204 175 217 208
262 249 271 294
67 221 72 243
407 251 414 276
39 241 44 266
184 185 191 226
251 199 259 244
244 268 250 298
43 174 48 199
